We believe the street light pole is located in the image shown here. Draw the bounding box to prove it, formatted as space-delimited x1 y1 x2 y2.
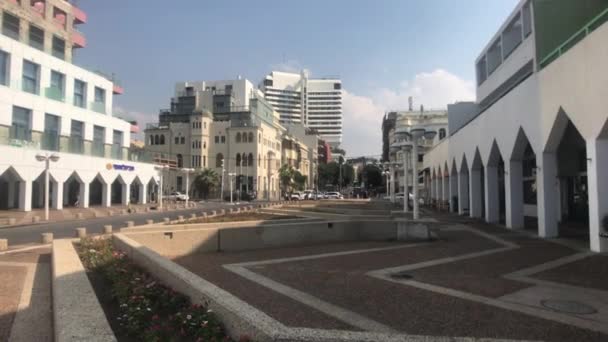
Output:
228 172 236 204
35 153 60 221
155 165 168 210
220 159 225 202
182 168 194 207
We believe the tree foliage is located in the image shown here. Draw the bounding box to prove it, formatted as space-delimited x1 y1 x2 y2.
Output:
361 164 383 188
192 168 219 199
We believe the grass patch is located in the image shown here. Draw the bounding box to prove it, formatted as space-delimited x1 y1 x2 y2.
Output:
184 212 299 224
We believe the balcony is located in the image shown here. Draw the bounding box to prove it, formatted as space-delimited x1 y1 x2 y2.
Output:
91 141 105 157
9 127 33 146
68 136 84 154
41 132 60 151
31 1 46 18
53 9 67 30
110 144 122 159
45 87 64 102
72 5 87 24
90 101 106 114
113 83 124 95
72 30 86 48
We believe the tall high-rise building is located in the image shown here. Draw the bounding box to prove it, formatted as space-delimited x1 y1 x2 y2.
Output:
260 70 343 148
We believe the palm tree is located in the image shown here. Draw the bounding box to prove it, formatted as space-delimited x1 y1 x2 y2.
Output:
193 168 219 200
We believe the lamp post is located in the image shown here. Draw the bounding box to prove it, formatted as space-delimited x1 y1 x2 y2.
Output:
35 153 60 221
220 158 225 202
228 172 236 204
181 168 194 207
409 126 437 220
154 165 169 210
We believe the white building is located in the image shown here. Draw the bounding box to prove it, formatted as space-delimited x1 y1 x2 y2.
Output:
260 70 343 147
0 0 158 212
422 0 608 252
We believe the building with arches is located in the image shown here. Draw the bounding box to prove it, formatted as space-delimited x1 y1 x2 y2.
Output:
421 0 608 252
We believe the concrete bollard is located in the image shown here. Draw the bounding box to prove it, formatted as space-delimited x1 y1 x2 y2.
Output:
0 239 7 251
121 209 128 215
211 210 217 216
190 213 196 219
75 228 87 238
164 217 170 224
103 225 113 234
202 212 208 218
221 209 226 215
76 213 84 219
8 218 16 225
108 211 114 217
229 208 234 214
146 219 154 225
33 216 40 223
177 215 184 221
41 233 53 244
126 221 134 227
145 207 151 212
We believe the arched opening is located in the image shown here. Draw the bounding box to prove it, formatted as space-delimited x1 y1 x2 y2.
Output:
149 135 154 145
236 132 242 143
89 176 104 206
510 127 537 230
470 148 485 218
242 153 247 167
450 160 458 213
248 132 254 143
63 173 84 207
160 135 165 145
154 135 159 145
131 177 143 204
439 128 446 140
486 140 506 224
236 153 241 167
177 154 183 168
0 167 24 210
459 155 470 216
248 153 254 167
216 153 224 168
111 178 124 205
147 178 158 204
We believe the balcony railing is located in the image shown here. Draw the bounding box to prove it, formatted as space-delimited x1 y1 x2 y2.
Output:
45 87 65 102
9 127 32 144
110 144 122 159
72 5 87 24
41 132 60 151
68 136 84 154
90 101 106 114
539 7 608 69
72 30 86 48
92 141 105 157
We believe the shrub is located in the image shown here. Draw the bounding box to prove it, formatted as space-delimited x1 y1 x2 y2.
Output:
78 237 235 342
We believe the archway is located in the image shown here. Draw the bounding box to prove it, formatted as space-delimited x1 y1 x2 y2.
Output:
0 167 24 210
486 140 506 224
470 148 485 218
111 178 124 205
450 159 458 213
89 176 104 206
459 155 470 215
63 172 85 207
509 127 537 230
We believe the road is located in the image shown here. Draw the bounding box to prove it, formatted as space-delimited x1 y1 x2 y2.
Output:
0 201 256 246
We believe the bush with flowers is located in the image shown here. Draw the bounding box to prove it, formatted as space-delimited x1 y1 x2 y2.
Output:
78 237 247 342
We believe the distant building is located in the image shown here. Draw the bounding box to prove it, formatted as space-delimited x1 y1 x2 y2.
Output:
260 70 343 148
318 139 331 164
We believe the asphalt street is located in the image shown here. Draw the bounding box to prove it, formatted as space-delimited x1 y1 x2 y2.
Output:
0 201 256 246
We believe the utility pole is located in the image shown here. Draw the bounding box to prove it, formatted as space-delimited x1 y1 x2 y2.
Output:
220 158 225 201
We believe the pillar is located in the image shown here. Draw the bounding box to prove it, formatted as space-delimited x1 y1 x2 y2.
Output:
52 180 63 210
449 173 458 213
429 176 434 204
485 165 500 223
18 180 32 212
505 160 524 229
102 182 111 207
586 139 608 252
139 183 147 204
37 181 44 208
122 182 131 205
537 153 559 238
470 168 483 218
458 171 469 215
7 181 15 209
442 175 449 209
80 181 89 208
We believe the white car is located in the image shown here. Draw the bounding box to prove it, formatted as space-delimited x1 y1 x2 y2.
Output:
289 192 304 200
167 191 189 201
326 192 343 199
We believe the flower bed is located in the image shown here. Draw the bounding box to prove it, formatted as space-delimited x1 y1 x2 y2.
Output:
77 237 244 341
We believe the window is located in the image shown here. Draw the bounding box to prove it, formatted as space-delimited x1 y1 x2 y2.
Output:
154 135 159 145
203 141 206 149
112 130 123 159
439 128 446 140
487 39 502 75
93 125 105 157
502 13 523 59
149 135 154 145
203 156 206 167
214 136 219 143
49 70 65 101
177 154 183 168
94 86 106 104
236 153 241 167
29 25 44 50
522 1 532 37
70 120 84 153
22 60 40 94
0 50 9 86
2 12 20 40
334 83 341 90
216 153 224 168
204 121 207 129
263 79 273 87
160 135 165 145
73 79 87 108
180 137 185 144
176 176 183 191
248 153 254 167
225 84 232 92
248 132 254 142
43 114 60 151
12 106 32 141
52 36 65 60
221 136 226 143
236 132 241 143
418 154 424 163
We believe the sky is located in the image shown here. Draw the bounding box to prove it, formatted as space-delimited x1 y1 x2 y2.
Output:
76 0 520 158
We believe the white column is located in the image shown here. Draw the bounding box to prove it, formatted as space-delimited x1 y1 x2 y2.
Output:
470 168 483 218
80 181 90 208
442 175 449 209
52 180 63 210
485 166 500 223
435 177 440 206
7 181 15 208
505 160 524 229
122 182 131 205
429 175 434 204
403 152 409 212
586 139 608 252
537 153 559 238
458 171 469 215
102 182 111 207
18 180 33 212
449 174 458 213
139 183 147 204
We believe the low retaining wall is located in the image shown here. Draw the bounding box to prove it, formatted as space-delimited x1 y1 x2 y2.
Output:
52 239 116 342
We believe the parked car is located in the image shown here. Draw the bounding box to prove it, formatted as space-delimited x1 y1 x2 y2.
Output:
303 190 320 200
289 192 304 200
167 191 189 201
326 192 343 199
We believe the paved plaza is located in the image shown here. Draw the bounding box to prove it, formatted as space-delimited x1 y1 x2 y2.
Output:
174 213 608 341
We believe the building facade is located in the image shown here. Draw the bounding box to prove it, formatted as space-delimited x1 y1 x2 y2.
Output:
260 70 343 148
0 0 159 212
145 79 318 200
422 0 608 252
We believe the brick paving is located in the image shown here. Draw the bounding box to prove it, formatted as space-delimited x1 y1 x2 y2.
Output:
0 265 27 342
532 254 608 291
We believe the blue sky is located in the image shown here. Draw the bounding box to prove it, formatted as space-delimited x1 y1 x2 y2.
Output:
76 0 519 157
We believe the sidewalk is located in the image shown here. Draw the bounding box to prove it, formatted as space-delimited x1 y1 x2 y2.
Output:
0 246 52 342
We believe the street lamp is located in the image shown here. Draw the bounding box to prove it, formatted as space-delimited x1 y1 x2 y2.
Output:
35 153 60 221
154 165 169 210
409 125 437 220
390 141 412 213
181 168 194 207
228 172 236 204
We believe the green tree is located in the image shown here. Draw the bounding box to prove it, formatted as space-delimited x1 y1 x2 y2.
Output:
279 164 295 194
361 164 383 188
340 163 355 187
193 168 219 199
293 171 307 191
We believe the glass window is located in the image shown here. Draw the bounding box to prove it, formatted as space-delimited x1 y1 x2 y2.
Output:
174 137 179 144
502 13 523 59
214 136 219 143
523 1 532 37
221 136 226 143
71 120 83 138
94 86 105 103
180 137 185 144
22 60 40 94
73 79 87 108
49 70 65 100
2 12 20 40
0 50 9 86
43 114 60 151
29 25 44 50
112 130 123 146
487 39 502 75
11 106 31 141
52 36 65 60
